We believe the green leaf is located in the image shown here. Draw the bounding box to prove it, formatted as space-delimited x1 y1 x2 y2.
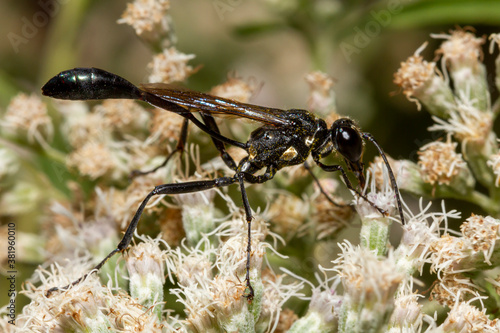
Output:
233 21 287 37
391 0 500 28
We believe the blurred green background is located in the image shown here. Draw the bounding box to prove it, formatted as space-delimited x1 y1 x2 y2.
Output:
2 0 500 314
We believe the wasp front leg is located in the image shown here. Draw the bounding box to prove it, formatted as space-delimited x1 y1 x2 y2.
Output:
314 160 388 217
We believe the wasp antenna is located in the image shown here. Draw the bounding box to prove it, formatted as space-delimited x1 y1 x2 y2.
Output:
361 132 405 225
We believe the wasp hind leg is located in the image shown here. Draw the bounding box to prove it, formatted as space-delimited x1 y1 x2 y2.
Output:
130 118 190 178
46 176 238 297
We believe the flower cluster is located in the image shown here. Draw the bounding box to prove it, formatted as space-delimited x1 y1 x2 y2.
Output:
389 29 500 331
390 30 500 212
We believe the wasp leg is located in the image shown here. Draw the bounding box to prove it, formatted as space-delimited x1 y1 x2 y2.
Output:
192 113 257 300
234 173 255 300
237 165 277 300
46 177 238 298
303 161 355 211
130 118 190 178
314 161 387 217
200 113 239 171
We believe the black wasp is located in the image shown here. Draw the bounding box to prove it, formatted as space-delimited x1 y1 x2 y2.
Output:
42 67 404 299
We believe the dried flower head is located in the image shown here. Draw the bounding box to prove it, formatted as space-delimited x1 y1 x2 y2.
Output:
393 43 454 117
460 214 500 264
435 29 485 70
164 215 297 332
433 29 489 111
430 274 480 307
148 107 185 144
125 236 167 318
440 301 499 332
337 243 403 303
389 294 424 330
94 99 149 132
1 93 53 145
275 308 298 332
394 47 435 101
67 142 116 180
428 98 493 145
266 193 309 240
417 137 467 186
118 0 173 45
60 111 108 148
210 75 260 103
311 178 353 240
18 263 163 331
158 207 185 246
428 214 500 309
19 271 110 331
147 47 197 83
334 242 403 331
430 233 469 276
305 71 335 113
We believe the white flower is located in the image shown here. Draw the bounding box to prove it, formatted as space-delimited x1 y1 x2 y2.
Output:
118 0 173 45
417 136 468 186
1 93 53 146
148 47 197 83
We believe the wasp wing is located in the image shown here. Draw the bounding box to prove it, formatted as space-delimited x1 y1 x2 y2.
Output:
140 83 290 127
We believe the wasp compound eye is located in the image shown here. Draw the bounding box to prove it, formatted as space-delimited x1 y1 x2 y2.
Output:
333 124 363 163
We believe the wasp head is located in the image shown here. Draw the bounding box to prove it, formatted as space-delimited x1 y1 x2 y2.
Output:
331 118 366 187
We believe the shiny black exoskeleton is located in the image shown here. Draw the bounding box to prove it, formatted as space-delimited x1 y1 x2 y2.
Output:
42 68 404 299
